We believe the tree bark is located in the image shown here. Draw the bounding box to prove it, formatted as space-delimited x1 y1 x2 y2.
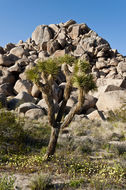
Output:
56 64 72 123
43 93 56 127
45 126 60 159
56 78 72 123
61 88 85 129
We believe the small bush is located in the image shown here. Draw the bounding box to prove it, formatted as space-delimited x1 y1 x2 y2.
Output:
30 172 52 190
0 109 29 154
0 175 15 190
0 109 50 155
107 105 126 122
69 178 85 188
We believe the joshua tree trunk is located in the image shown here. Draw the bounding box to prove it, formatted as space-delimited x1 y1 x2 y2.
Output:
45 126 60 159
45 88 85 158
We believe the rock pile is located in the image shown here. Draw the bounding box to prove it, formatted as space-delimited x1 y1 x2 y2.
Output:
0 19 126 120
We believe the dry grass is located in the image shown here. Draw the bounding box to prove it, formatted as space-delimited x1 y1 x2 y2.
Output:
0 109 126 189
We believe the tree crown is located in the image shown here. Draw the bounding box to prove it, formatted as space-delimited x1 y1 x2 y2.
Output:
26 55 96 93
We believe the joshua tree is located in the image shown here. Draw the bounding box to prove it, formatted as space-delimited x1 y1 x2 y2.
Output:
27 55 96 159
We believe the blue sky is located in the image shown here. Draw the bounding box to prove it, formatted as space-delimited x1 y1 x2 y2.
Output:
0 0 126 55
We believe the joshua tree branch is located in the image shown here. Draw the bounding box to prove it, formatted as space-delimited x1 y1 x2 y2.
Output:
61 87 85 129
56 77 72 123
56 64 72 123
43 92 56 127
35 81 47 94
62 63 71 80
41 72 48 84
36 80 56 128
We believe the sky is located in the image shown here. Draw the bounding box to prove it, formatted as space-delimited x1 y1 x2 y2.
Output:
0 0 126 55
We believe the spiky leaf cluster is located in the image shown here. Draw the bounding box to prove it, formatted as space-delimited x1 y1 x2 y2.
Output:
26 58 61 84
58 54 77 65
37 58 60 77
73 60 91 74
26 55 96 93
26 67 40 84
72 60 97 92
26 55 77 84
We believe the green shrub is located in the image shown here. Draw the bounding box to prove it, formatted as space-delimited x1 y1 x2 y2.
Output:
0 175 15 190
69 178 85 188
30 172 52 190
0 109 50 155
0 109 27 154
107 105 126 122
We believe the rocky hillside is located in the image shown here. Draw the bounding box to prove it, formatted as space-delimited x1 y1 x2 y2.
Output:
0 19 126 190
0 19 126 119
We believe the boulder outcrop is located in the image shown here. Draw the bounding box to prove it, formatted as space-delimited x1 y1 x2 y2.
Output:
1 20 126 120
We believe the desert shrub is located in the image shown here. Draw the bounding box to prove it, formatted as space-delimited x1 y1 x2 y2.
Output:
0 109 28 154
68 178 85 188
25 122 51 148
0 175 15 190
0 109 51 155
107 105 126 122
30 172 52 190
90 179 120 190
